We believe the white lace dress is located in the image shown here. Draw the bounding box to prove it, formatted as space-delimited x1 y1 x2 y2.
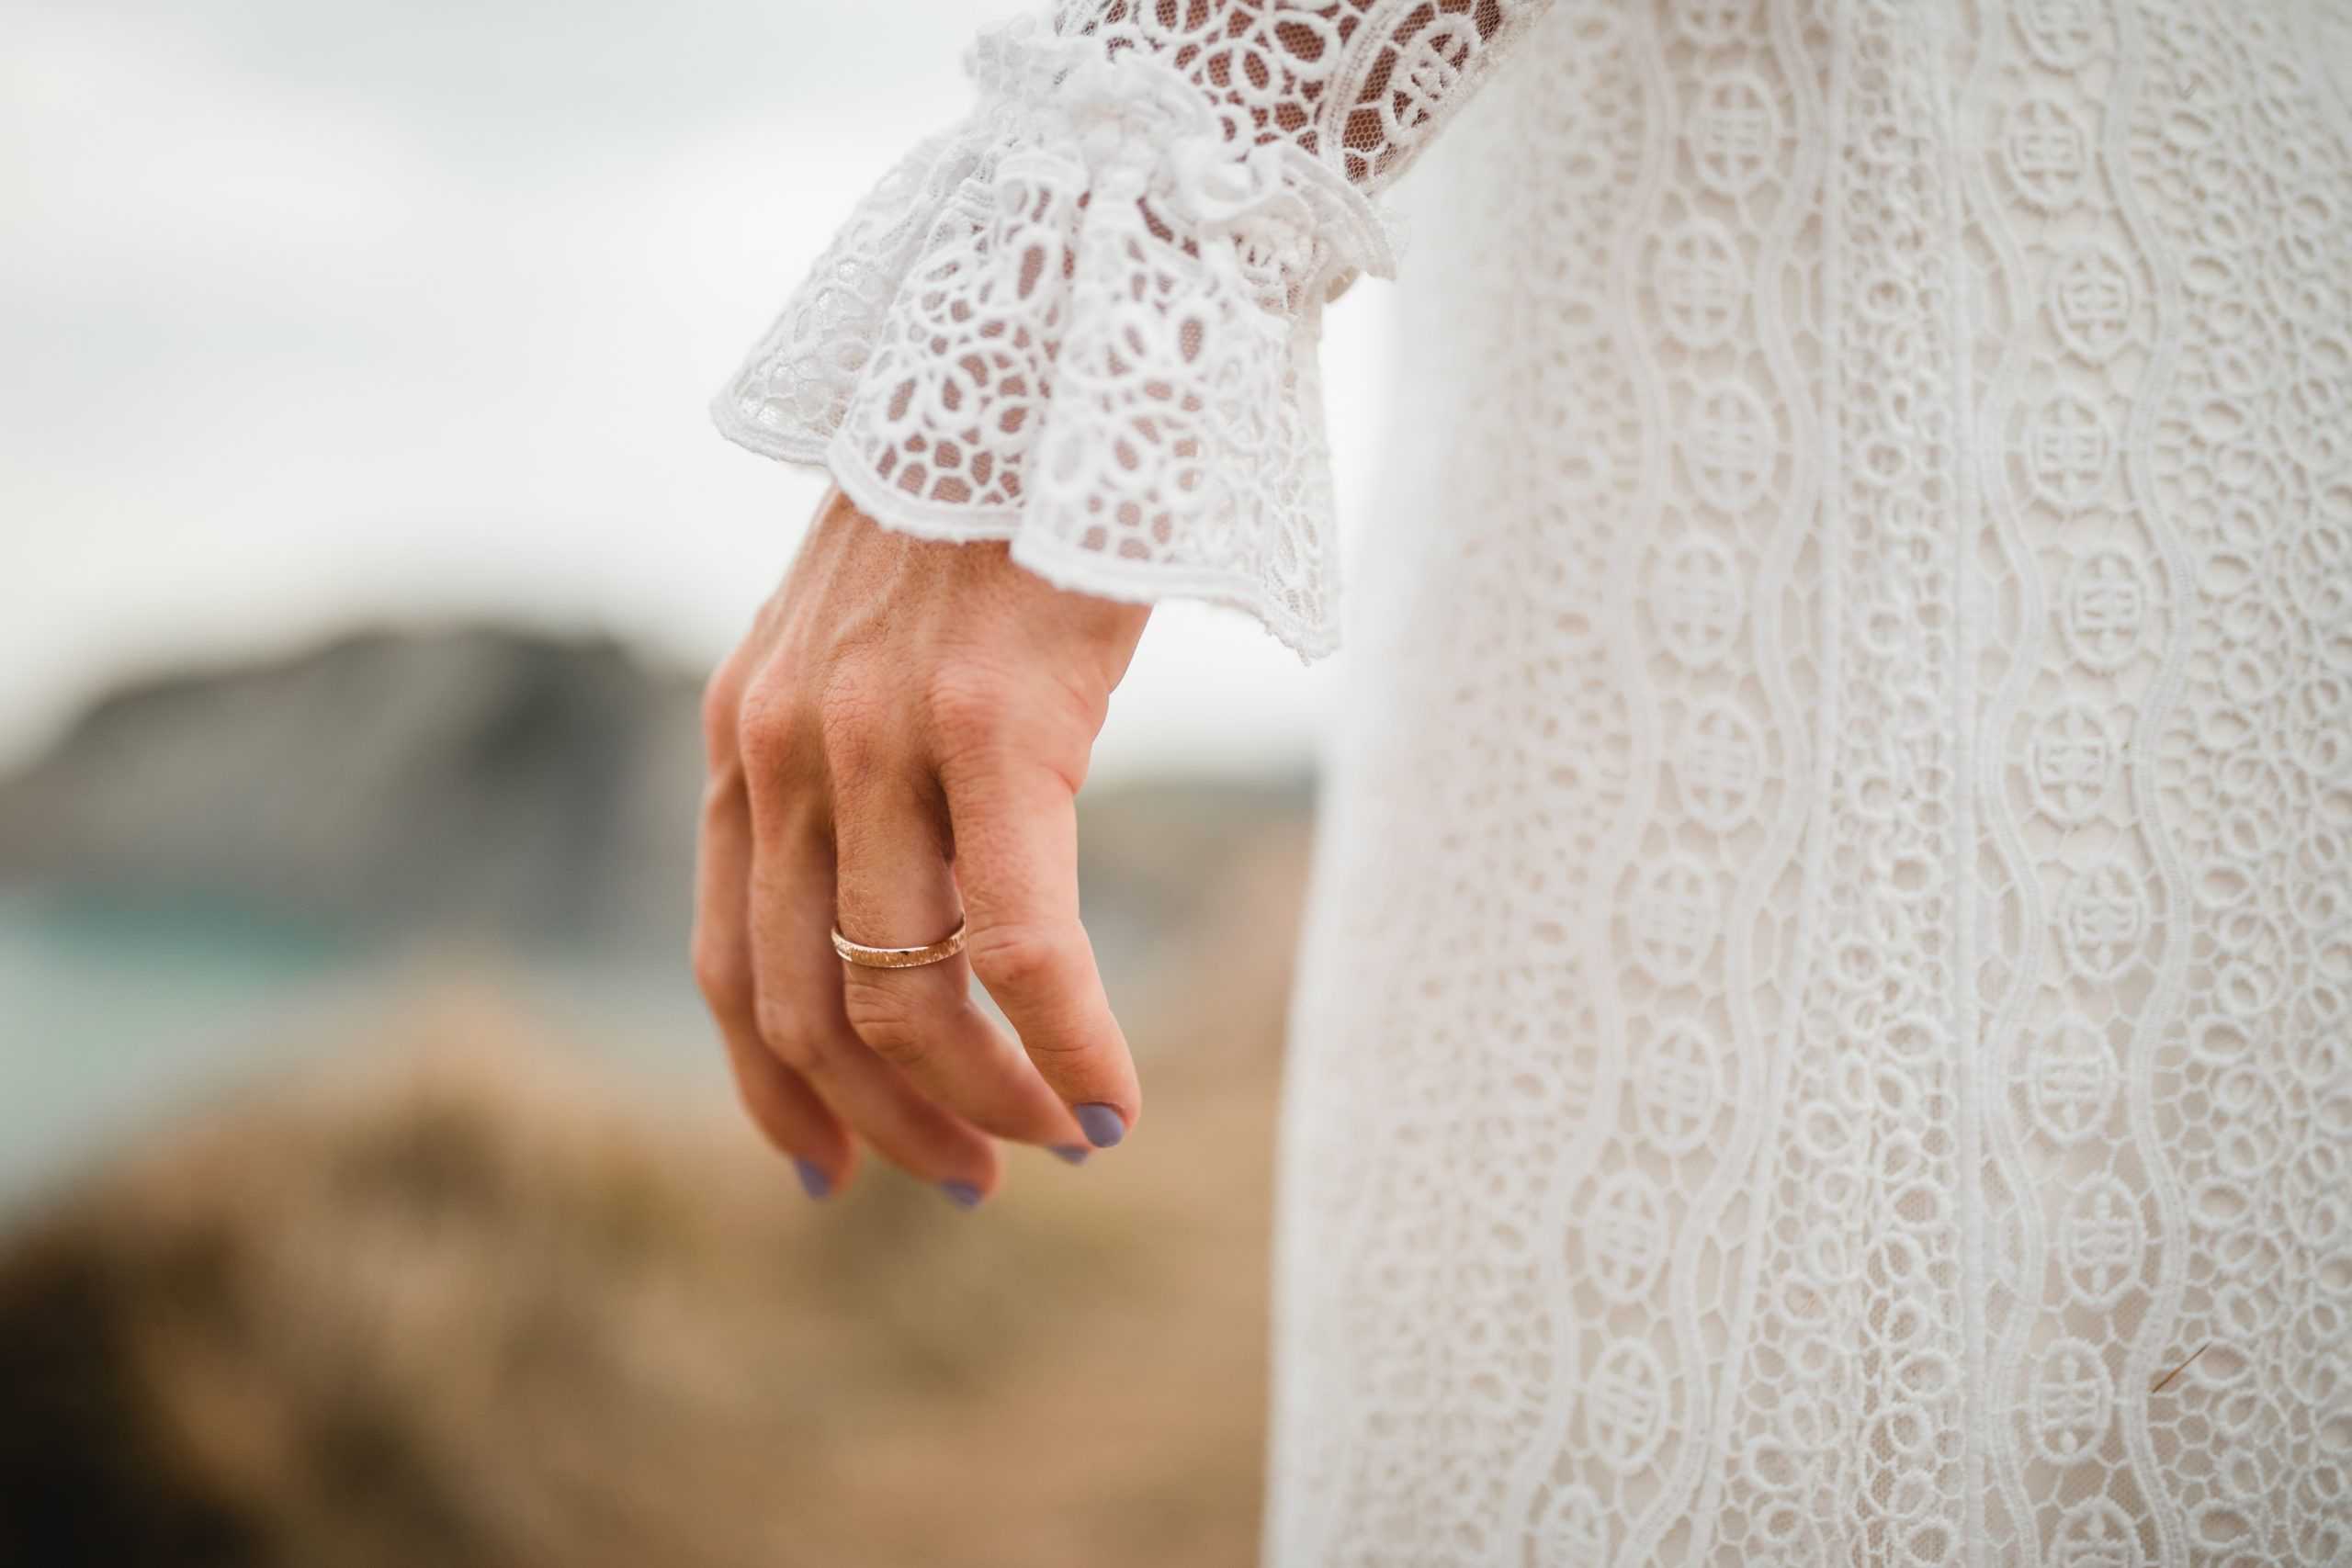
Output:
715 3 2352 1562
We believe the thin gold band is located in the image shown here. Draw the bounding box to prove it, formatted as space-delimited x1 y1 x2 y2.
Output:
831 917 968 969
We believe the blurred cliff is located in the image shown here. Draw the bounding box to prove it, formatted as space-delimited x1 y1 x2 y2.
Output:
0 628 1312 1567
0 629 704 949
0 626 1307 1001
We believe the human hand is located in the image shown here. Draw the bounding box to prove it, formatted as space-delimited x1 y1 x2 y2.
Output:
694 489 1149 1203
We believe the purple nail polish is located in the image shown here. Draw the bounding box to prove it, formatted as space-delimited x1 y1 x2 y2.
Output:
793 1159 831 1200
938 1179 984 1209
1074 1102 1126 1149
1051 1145 1090 1166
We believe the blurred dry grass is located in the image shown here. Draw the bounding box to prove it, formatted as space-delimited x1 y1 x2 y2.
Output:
0 789 1310 1568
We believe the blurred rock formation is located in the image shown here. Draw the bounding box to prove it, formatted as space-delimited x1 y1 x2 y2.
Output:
0 628 1314 994
0 630 705 949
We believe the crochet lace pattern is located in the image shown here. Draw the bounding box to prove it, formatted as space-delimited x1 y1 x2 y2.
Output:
1271 2 2352 1563
714 2 1537 656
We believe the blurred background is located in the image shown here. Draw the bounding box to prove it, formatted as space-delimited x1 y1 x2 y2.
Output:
0 1 1396 1562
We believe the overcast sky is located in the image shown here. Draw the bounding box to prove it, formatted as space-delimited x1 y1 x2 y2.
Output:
0 0 1393 779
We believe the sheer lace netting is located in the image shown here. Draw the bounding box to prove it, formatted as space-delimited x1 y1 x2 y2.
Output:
712 1 1534 657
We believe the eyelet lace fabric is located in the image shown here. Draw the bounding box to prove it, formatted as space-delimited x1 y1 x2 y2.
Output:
713 1 1540 655
716 0 2352 1562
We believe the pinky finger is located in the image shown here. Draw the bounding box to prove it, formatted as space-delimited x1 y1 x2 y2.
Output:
696 763 854 1196
719 1024 855 1199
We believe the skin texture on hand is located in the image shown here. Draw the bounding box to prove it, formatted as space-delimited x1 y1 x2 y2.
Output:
693 489 1151 1201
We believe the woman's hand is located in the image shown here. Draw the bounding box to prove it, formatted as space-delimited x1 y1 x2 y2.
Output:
694 489 1149 1203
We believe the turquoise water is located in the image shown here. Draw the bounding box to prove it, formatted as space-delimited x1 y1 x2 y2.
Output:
0 890 718 1214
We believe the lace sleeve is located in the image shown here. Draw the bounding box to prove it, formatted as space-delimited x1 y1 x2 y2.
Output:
710 1 1549 657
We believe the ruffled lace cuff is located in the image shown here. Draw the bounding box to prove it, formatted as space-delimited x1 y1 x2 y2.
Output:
710 15 1399 659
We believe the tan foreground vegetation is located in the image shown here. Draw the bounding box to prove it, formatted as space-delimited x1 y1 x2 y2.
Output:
0 789 1310 1568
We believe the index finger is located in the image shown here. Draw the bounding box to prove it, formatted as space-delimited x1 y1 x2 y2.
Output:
944 757 1138 1148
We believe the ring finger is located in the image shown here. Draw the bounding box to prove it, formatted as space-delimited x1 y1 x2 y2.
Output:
744 791 1001 1196
831 776 1092 1154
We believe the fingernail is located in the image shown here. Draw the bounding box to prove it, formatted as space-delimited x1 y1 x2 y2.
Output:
938 1179 984 1209
1050 1145 1090 1166
1074 1103 1126 1149
793 1159 832 1201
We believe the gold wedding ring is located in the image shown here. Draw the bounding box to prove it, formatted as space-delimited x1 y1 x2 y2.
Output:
831 917 969 969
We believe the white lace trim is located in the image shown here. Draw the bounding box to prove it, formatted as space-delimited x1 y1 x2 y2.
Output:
712 15 1411 658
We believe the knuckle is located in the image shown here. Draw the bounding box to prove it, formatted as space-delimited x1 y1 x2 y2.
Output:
816 664 891 778
733 685 786 757
736 683 818 786
966 923 1070 998
689 933 746 1011
924 663 1013 759
752 994 825 1072
838 975 934 1068
699 660 741 751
